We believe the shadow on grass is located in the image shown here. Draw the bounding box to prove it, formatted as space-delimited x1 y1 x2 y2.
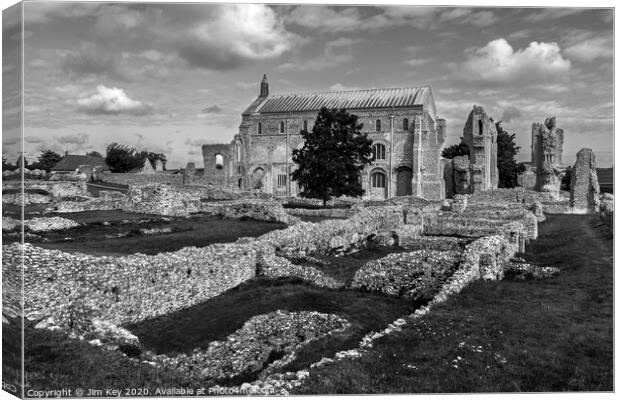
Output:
296 215 613 393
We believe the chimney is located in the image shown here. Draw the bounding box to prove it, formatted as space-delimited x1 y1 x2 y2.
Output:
260 74 269 97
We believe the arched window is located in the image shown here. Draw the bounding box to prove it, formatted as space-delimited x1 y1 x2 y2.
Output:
403 118 409 131
478 119 483 135
280 121 285 133
215 154 224 170
302 120 308 131
235 141 242 162
257 122 262 134
371 171 386 188
376 119 382 132
373 143 386 160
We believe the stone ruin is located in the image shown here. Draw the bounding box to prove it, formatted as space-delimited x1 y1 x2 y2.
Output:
155 159 164 172
531 117 565 196
444 105 498 198
182 162 196 185
569 148 600 213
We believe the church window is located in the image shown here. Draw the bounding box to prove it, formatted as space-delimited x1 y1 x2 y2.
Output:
478 119 483 135
235 141 242 162
376 119 382 131
373 143 386 160
277 174 287 187
371 171 386 188
257 122 262 134
280 121 285 133
303 120 308 131
403 118 409 131
215 154 224 170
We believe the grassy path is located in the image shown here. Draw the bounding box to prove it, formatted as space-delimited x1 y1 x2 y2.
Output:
296 215 613 393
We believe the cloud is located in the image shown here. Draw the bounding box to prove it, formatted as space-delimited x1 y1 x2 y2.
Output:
56 133 88 145
329 83 360 92
61 48 124 79
185 138 206 147
563 33 612 62
2 136 20 146
460 38 571 85
284 6 498 33
173 4 299 69
278 37 360 72
522 8 587 23
24 136 44 144
77 85 154 116
501 106 522 122
201 105 222 114
404 58 431 67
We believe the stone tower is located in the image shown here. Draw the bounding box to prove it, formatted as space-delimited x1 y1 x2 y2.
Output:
260 74 269 97
460 105 499 192
532 117 565 193
569 148 600 212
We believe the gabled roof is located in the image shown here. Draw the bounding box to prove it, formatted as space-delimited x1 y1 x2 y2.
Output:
51 155 109 172
243 86 437 120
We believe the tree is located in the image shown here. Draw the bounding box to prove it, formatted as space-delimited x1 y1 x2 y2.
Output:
292 107 373 207
30 150 62 172
441 143 470 159
495 121 524 188
105 143 144 173
86 151 103 158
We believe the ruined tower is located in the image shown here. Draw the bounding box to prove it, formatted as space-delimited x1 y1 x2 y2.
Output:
460 105 499 192
532 117 565 193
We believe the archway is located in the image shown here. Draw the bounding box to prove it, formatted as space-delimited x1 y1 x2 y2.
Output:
251 167 265 191
369 169 388 199
396 166 413 196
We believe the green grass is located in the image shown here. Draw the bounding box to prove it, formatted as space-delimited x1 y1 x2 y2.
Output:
296 215 613 393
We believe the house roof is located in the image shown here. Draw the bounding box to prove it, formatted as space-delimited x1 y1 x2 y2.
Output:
243 86 437 120
51 155 109 172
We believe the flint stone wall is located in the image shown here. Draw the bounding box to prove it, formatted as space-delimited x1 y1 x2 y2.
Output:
350 250 462 300
102 172 183 186
570 148 601 212
3 180 88 198
284 208 352 219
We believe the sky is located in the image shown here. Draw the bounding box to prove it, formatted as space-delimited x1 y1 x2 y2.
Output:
2 1 615 169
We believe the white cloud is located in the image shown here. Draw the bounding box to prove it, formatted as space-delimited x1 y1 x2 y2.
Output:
77 85 154 116
404 58 431 67
278 37 360 72
564 34 612 62
56 133 88 145
285 6 366 33
329 83 360 92
460 38 571 84
175 4 299 69
501 106 522 122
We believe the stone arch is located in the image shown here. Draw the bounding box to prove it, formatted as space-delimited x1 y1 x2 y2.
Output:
369 167 388 199
396 166 413 196
251 167 266 190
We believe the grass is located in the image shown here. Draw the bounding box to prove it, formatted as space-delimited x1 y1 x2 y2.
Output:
296 214 613 393
290 246 413 284
6 212 286 256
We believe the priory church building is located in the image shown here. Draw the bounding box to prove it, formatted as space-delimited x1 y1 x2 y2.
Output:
201 75 448 200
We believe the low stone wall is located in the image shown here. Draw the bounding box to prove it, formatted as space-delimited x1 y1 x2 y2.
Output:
3 193 53 205
350 250 462 300
202 199 297 224
467 188 571 214
284 208 352 219
10 242 258 331
257 206 404 255
102 172 183 186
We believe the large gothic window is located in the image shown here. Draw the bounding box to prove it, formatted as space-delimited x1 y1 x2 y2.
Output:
373 143 386 160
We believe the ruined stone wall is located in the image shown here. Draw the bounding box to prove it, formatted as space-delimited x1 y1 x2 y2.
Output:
569 148 601 212
200 143 239 189
103 172 183 186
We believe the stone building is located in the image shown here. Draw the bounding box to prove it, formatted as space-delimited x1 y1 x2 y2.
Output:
444 105 498 198
532 117 565 193
202 75 447 200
